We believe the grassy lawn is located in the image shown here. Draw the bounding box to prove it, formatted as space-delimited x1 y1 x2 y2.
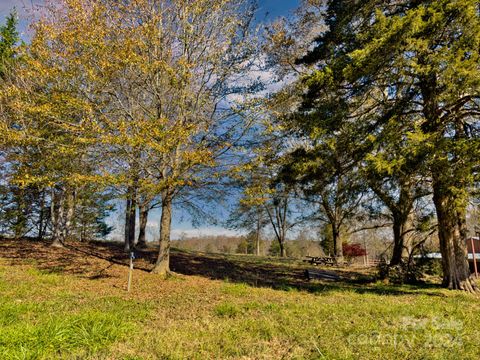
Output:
0 241 479 359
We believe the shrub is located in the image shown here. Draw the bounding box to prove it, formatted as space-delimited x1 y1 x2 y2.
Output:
378 261 423 284
342 243 367 260
416 258 443 277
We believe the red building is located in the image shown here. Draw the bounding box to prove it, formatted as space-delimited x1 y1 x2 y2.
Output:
466 237 480 275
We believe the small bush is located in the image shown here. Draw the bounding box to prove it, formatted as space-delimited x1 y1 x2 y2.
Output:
378 261 423 284
416 258 443 277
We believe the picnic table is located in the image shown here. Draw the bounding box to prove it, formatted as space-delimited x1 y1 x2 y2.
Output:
303 256 337 266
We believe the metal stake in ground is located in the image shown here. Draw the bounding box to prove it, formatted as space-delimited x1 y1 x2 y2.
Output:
127 251 135 292
472 236 478 278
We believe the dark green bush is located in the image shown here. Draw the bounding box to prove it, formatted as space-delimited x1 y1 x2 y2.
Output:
415 258 443 277
378 261 423 284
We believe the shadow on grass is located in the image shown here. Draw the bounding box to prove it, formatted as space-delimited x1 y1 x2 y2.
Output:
0 238 446 297
164 248 446 297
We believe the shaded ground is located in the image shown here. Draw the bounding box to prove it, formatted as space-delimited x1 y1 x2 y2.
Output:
0 238 376 292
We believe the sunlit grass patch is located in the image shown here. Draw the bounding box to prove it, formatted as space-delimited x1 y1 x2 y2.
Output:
0 302 150 359
1 310 130 359
220 282 250 296
0 264 152 360
214 302 241 318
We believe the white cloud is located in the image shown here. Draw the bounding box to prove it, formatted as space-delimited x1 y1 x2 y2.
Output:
0 0 40 16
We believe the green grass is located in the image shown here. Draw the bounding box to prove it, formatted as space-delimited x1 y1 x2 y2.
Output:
135 284 478 359
0 267 152 359
0 258 479 359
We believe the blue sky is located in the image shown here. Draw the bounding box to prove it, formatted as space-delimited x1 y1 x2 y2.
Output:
1 0 301 240
256 0 300 21
1 0 300 29
0 0 42 38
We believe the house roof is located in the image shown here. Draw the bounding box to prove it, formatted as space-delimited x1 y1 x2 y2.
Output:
414 253 480 260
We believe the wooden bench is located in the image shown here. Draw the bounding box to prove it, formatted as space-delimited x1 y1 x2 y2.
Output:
303 256 337 266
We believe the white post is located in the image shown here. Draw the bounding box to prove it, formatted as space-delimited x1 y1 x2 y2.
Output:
127 251 134 292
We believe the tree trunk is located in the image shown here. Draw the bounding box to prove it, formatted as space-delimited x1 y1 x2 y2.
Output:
124 198 132 252
124 186 137 252
433 180 478 292
128 191 136 248
51 188 64 248
13 187 27 239
137 203 149 248
391 212 407 266
62 189 76 242
80 210 86 242
255 229 260 256
38 190 46 240
391 219 403 266
403 211 415 259
279 239 286 257
152 191 172 276
390 210 415 266
332 226 344 265
419 68 477 292
255 209 261 256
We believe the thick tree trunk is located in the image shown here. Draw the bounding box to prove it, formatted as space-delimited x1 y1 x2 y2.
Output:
332 227 344 265
279 239 286 257
152 191 172 276
390 212 411 266
137 203 149 248
124 186 137 252
391 219 404 266
418 69 478 292
433 180 478 292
